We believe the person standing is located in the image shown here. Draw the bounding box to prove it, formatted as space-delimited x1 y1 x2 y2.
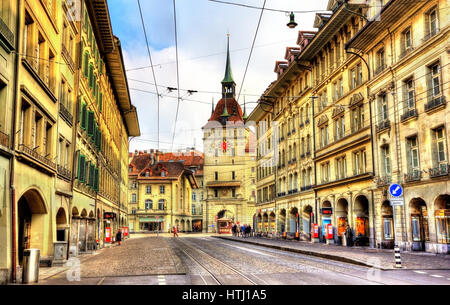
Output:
116 229 122 246
173 226 179 237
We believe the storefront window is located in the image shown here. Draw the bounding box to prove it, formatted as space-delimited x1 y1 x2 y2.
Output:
383 217 394 240
355 217 368 236
436 215 450 244
337 217 347 236
411 216 421 241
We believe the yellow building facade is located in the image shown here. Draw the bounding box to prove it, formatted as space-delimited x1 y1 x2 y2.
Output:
128 151 198 233
0 0 140 283
347 0 449 253
250 0 449 253
0 0 18 284
202 38 256 233
71 0 140 253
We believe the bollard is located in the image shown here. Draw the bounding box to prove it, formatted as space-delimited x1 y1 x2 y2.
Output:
22 249 40 284
394 246 402 268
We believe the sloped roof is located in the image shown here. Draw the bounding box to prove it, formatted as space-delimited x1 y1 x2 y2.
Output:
204 97 244 128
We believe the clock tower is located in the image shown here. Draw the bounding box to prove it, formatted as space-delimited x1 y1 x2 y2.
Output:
202 36 256 233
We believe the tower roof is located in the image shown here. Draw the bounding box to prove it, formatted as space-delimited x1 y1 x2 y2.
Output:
221 35 235 84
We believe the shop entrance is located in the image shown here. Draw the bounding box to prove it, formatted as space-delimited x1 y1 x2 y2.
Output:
288 207 299 239
354 195 370 246
302 205 313 241
410 198 429 251
17 189 47 265
381 201 394 249
278 209 286 233
434 195 450 249
336 198 348 245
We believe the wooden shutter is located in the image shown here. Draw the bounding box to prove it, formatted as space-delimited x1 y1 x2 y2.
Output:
87 111 94 136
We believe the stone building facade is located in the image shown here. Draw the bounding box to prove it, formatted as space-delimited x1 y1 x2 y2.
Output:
249 0 449 253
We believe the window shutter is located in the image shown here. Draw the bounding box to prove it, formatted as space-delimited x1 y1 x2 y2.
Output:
87 111 94 136
81 103 87 130
83 52 89 78
95 168 99 191
75 151 81 179
79 155 86 183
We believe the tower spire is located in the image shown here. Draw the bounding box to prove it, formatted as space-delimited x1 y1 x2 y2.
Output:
222 34 234 84
221 34 236 99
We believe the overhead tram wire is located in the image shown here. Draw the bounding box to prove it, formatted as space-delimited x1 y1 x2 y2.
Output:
137 0 161 150
237 0 266 103
171 0 182 152
207 0 330 14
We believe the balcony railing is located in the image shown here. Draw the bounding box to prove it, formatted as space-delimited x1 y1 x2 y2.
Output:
0 16 15 50
401 108 418 122
429 164 449 178
425 96 446 113
376 120 391 133
374 64 386 77
376 176 391 187
0 130 9 147
399 47 414 60
423 29 439 43
301 185 313 192
18 144 56 170
61 43 75 71
404 170 422 183
57 164 72 180
59 101 73 125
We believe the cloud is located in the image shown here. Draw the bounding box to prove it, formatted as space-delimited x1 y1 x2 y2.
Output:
109 0 330 153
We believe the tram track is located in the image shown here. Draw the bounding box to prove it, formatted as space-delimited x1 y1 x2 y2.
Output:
172 237 258 285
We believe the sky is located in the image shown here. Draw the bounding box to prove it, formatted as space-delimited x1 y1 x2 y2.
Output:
108 0 331 153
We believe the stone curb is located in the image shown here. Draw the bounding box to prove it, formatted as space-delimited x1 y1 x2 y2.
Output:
214 236 390 271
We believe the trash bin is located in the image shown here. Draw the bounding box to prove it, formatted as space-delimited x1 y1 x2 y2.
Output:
22 249 40 284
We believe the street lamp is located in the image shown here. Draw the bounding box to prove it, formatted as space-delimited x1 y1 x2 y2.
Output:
287 12 298 29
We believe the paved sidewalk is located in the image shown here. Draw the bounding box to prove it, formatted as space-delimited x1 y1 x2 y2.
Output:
215 235 450 270
32 235 186 284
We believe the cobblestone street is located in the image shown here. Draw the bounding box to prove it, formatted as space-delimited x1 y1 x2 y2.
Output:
34 234 450 285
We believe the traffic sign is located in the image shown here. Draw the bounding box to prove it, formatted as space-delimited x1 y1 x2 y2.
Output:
391 199 404 206
389 184 403 197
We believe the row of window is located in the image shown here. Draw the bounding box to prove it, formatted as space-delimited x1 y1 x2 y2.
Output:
80 102 102 151
380 127 447 179
76 152 99 191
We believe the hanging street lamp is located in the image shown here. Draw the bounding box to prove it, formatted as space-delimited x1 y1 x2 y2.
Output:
287 11 298 29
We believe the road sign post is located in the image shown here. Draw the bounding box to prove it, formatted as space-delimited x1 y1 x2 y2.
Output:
389 184 403 268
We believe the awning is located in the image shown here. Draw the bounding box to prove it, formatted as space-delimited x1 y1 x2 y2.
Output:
139 217 164 223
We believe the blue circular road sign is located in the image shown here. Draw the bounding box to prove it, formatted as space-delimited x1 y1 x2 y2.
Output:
389 184 403 197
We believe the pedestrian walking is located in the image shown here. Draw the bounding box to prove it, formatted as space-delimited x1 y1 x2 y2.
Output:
241 224 246 237
232 224 237 236
116 229 122 246
246 225 251 238
173 226 179 237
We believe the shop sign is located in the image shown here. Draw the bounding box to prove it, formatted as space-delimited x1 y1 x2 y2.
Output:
326 224 333 240
313 224 319 238
104 212 116 220
321 207 333 215
105 227 111 243
390 197 404 206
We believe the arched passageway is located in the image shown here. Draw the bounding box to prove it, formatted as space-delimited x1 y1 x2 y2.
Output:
17 189 47 264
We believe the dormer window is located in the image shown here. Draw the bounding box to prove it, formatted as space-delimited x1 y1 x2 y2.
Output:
161 171 166 177
145 171 150 177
